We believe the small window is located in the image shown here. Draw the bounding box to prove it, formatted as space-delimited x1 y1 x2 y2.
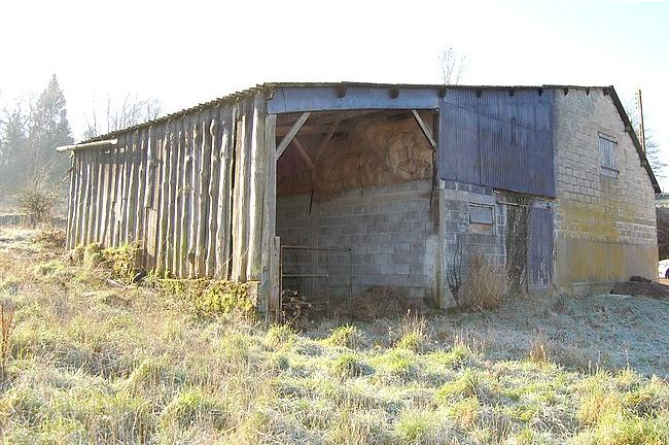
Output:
599 133 618 178
469 204 495 234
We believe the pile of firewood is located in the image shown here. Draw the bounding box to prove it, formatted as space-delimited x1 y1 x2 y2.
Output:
281 289 313 322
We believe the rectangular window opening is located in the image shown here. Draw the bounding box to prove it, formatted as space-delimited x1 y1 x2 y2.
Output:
469 204 495 234
599 133 619 178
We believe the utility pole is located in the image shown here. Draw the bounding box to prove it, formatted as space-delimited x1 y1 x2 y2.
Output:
636 89 646 153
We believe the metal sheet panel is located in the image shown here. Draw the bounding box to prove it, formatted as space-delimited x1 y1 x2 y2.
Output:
268 86 441 113
438 88 555 197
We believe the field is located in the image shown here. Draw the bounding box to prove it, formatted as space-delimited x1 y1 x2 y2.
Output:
0 227 668 444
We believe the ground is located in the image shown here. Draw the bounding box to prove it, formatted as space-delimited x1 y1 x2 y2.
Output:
0 227 668 444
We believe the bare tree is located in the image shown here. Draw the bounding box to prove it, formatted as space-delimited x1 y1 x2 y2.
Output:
439 46 468 85
625 100 667 183
84 93 162 139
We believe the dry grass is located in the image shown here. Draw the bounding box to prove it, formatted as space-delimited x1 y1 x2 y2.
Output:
459 252 509 311
0 227 667 444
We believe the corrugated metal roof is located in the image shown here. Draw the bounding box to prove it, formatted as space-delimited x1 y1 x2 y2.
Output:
78 81 659 193
81 82 607 144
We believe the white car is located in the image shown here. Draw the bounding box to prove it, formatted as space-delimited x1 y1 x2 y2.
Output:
659 259 670 280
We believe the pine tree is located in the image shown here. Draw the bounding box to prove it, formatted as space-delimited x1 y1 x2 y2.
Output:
0 105 30 196
28 74 73 187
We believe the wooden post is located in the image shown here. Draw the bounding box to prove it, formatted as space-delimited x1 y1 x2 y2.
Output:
260 112 278 317
246 93 267 281
231 105 249 282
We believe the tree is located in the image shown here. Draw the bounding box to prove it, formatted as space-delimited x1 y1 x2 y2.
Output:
28 75 73 187
84 93 162 139
626 100 667 184
438 46 468 85
0 103 31 198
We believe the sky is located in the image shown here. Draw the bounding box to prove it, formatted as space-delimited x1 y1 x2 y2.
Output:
1 0 668 188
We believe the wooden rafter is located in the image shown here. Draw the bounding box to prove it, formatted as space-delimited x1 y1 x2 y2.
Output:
292 137 315 170
276 112 310 161
412 110 437 151
314 119 341 162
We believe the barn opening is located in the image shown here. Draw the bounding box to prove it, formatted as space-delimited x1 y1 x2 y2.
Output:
274 109 438 319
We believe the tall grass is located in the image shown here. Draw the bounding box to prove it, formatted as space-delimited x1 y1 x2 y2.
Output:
0 234 667 444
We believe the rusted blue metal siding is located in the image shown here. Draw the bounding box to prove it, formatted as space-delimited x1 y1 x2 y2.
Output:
439 88 555 197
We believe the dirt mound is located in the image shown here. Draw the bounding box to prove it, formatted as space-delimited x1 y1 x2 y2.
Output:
331 286 426 321
610 276 668 298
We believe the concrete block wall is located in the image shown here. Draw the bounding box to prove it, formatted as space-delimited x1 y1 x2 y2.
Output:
553 88 658 292
437 180 507 307
276 180 436 301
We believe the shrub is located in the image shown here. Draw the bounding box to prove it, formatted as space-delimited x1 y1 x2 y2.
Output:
396 312 428 353
459 253 508 311
194 282 255 318
16 174 57 228
333 353 371 379
435 369 480 402
326 324 362 349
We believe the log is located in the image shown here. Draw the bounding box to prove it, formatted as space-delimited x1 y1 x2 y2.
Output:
188 116 200 277
196 112 212 276
205 109 221 277
180 120 192 278
215 106 236 279
165 121 177 275
124 132 138 244
157 125 170 275
135 128 148 247
231 102 251 282
65 151 76 249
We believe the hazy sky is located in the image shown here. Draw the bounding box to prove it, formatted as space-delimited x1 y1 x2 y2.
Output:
1 0 668 187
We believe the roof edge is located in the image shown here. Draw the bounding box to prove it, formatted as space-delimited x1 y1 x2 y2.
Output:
77 82 613 145
606 86 661 194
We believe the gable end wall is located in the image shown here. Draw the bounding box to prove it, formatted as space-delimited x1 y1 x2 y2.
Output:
553 89 658 293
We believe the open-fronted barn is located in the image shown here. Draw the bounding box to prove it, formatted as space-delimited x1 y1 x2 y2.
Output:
59 82 660 317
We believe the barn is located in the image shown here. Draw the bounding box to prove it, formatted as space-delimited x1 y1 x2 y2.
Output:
58 83 661 318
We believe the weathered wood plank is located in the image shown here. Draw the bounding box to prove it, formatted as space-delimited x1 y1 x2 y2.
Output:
231 103 250 282
215 106 236 279
188 115 200 277
165 121 177 276
197 111 213 276
156 125 170 275
260 113 278 317
135 128 148 249
180 119 192 277
124 132 138 244
174 123 185 276
205 109 221 277
246 94 267 281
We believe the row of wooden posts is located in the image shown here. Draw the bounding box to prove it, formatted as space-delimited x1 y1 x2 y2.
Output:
66 93 280 311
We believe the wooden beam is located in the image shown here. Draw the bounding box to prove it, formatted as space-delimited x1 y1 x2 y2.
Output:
314 119 341 162
412 110 437 151
276 112 310 160
292 137 315 170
